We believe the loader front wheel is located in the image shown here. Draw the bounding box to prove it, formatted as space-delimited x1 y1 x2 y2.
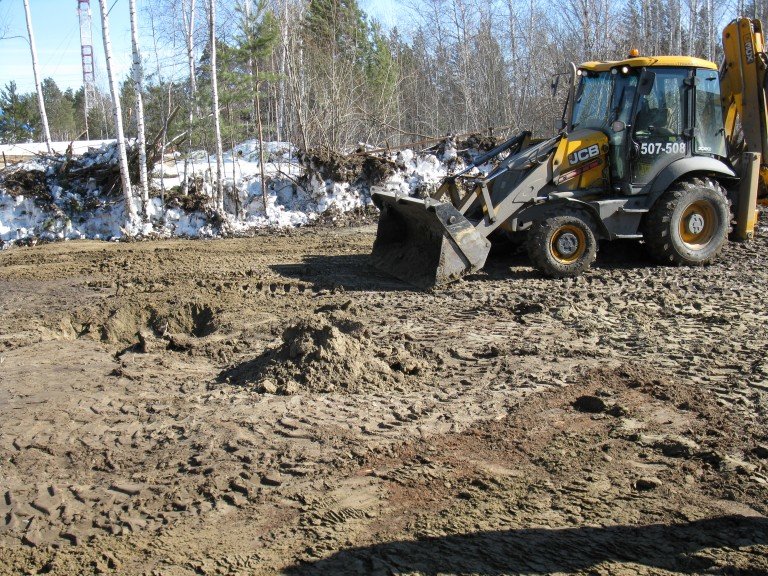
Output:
527 212 597 278
644 178 730 265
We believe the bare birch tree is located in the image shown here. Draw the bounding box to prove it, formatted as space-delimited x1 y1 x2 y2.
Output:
22 0 51 154
48 0 750 159
209 0 225 212
97 0 138 225
182 0 197 193
129 0 150 217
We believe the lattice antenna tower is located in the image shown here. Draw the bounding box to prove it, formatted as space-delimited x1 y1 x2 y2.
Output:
78 0 96 139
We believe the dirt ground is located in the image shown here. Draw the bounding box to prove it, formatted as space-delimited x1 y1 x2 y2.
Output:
1 216 767 575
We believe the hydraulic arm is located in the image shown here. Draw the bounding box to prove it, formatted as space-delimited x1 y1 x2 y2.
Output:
721 17 767 238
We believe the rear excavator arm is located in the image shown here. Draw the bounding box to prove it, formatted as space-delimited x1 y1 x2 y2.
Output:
721 17 766 239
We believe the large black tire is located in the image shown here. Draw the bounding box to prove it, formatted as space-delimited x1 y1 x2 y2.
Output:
527 210 598 278
644 178 730 265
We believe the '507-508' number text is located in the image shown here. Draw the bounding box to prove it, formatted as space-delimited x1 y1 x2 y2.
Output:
639 142 686 155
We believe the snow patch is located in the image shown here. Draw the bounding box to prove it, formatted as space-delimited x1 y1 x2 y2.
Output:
0 140 460 247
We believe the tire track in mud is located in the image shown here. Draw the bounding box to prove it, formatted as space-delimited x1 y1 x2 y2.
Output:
0 215 766 573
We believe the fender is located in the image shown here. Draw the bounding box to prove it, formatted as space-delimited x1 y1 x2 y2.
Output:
514 198 612 239
646 157 737 202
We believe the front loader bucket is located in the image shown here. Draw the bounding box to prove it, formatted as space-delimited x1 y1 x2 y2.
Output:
371 191 491 289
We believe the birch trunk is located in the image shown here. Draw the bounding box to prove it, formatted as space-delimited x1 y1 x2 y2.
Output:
97 0 138 225
209 0 225 213
129 0 150 217
689 0 698 56
182 0 197 194
22 0 51 154
244 0 257 137
278 0 288 142
255 77 267 213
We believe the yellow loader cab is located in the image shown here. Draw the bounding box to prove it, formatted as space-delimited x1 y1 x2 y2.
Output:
556 56 723 193
370 19 763 288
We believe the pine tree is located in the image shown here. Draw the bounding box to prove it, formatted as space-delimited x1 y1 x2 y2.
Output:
235 1 279 210
0 82 36 144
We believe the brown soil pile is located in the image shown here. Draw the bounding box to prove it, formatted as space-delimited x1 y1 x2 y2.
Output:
222 314 428 394
56 143 155 198
297 147 395 185
433 133 499 162
310 205 379 228
0 142 155 201
460 133 498 152
0 168 52 205
164 179 211 213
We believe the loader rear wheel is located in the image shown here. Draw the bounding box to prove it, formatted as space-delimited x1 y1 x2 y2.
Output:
644 178 730 265
527 211 597 278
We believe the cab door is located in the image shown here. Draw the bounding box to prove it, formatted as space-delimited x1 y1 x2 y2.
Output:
630 68 693 185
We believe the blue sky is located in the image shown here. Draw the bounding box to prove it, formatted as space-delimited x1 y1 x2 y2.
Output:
0 0 136 93
0 0 400 95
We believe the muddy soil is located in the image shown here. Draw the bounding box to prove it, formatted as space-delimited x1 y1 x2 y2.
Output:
0 215 767 575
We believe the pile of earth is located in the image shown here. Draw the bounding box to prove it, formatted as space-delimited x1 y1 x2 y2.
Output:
431 133 499 163
1 141 155 200
220 313 429 394
460 132 499 153
297 147 397 185
0 168 51 205
309 205 379 227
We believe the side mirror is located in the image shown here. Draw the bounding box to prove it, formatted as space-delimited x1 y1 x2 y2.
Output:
551 75 560 97
553 117 567 132
611 120 626 132
638 70 656 95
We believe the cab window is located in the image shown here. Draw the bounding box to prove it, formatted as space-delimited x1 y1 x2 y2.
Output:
572 71 612 131
694 69 727 157
633 69 688 137
631 68 690 184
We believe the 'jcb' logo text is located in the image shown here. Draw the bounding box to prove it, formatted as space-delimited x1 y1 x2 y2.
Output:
568 144 600 165
745 40 755 64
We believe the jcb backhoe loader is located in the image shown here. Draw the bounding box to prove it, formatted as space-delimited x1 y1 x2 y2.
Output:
371 18 766 289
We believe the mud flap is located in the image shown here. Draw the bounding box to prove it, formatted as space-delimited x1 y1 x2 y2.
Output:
370 192 491 289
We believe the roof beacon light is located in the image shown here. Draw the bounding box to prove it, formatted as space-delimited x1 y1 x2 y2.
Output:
629 48 640 57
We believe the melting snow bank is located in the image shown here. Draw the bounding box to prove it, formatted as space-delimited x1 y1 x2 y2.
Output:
0 137 487 247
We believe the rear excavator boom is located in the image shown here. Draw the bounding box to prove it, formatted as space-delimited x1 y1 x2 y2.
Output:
372 18 766 289
721 18 767 239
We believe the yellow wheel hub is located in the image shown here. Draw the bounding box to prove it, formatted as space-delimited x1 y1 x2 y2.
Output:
679 200 717 248
550 225 586 264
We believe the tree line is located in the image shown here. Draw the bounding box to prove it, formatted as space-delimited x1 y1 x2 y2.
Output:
4 0 768 153
2 0 768 224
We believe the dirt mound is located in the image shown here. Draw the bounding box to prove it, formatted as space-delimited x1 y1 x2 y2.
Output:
310 205 379 228
0 142 155 199
432 133 500 164
164 177 211 213
221 314 428 394
460 133 498 153
60 300 220 347
297 147 395 185
0 168 51 205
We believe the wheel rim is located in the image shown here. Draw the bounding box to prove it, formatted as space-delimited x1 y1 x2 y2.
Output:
679 200 717 249
550 224 586 264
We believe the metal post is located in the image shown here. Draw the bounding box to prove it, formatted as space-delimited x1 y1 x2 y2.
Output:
78 0 96 140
